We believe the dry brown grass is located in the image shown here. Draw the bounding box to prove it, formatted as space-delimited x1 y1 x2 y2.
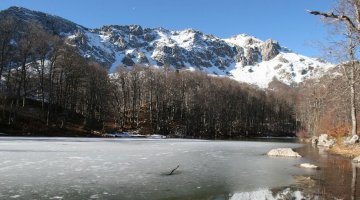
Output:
329 144 360 158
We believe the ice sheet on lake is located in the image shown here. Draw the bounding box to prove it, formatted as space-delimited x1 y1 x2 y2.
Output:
0 137 310 200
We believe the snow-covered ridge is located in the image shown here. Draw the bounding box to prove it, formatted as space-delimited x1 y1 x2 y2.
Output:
0 6 334 88
224 34 263 48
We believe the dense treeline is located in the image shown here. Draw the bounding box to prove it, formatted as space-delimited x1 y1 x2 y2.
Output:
110 66 296 138
0 17 296 137
0 17 111 135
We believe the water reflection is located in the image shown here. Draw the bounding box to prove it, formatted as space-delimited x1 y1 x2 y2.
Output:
165 187 311 200
167 144 360 200
352 162 359 200
296 144 360 200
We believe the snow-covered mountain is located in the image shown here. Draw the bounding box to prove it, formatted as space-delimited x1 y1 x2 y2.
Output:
0 6 332 88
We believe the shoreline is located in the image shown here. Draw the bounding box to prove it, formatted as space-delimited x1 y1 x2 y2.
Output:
294 143 360 199
328 143 360 158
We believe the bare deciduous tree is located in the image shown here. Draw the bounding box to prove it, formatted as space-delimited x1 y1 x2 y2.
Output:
309 0 360 135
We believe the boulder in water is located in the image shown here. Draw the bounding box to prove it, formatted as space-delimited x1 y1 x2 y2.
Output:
311 136 318 145
317 134 336 148
299 163 319 169
267 148 301 158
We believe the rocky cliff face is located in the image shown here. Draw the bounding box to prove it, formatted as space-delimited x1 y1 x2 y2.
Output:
0 6 333 88
261 39 281 61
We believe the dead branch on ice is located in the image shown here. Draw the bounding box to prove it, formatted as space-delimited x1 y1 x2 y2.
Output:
168 165 180 175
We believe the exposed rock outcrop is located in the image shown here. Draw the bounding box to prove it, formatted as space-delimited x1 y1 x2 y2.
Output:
311 136 318 145
261 39 280 61
137 52 149 64
317 134 336 148
122 54 135 66
343 135 359 145
244 47 261 66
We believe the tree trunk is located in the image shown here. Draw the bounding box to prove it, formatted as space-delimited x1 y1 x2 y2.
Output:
350 64 357 136
348 29 357 136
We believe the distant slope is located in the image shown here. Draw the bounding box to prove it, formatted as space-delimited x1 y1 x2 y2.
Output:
0 6 333 88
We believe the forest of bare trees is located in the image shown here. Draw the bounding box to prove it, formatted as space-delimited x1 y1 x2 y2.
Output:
296 0 360 138
109 66 296 138
0 17 296 138
0 17 111 135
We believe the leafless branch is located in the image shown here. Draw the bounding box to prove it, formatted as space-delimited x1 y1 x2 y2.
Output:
168 165 180 175
307 10 357 31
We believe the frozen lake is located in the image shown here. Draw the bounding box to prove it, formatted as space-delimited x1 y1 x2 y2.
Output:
0 137 312 200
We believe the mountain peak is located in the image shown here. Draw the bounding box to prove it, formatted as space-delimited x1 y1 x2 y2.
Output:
1 6 85 34
225 34 263 47
0 6 333 88
2 6 54 19
5 6 32 12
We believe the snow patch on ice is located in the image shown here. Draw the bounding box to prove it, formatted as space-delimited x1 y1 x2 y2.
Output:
49 196 63 200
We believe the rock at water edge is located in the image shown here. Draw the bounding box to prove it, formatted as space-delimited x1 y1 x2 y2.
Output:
343 135 359 145
317 134 336 148
267 148 302 158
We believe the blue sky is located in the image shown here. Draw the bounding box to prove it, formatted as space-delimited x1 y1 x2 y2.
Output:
0 0 334 57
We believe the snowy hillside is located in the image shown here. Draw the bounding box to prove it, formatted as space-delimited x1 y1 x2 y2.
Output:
0 6 333 88
69 27 332 88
